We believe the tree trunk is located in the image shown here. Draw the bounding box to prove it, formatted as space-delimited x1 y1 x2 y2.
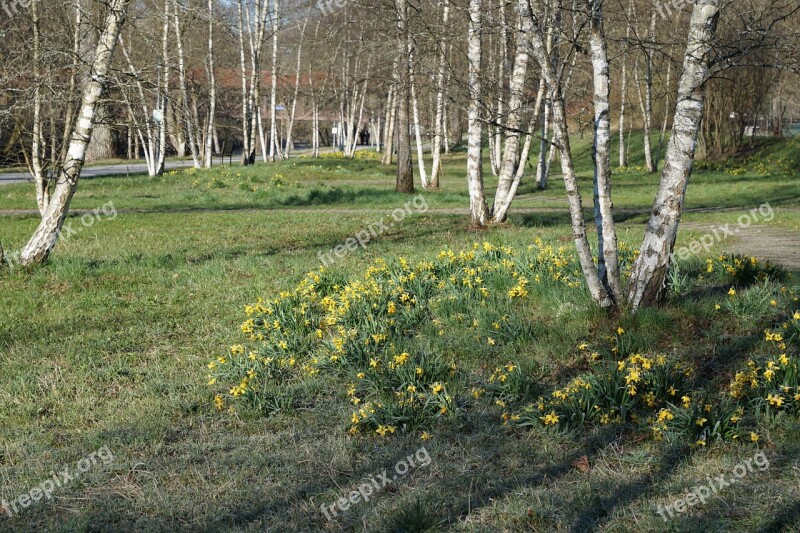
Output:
429 0 449 189
269 0 281 161
173 0 200 169
394 0 414 193
381 83 396 164
536 18 557 190
284 14 308 159
85 114 115 162
590 0 622 303
31 0 49 215
20 0 130 265
203 0 216 168
156 0 169 174
410 46 427 188
492 0 532 223
513 75 546 185
635 11 657 173
618 0 633 168
467 0 489 226
237 0 251 165
628 0 720 310
536 99 550 189
527 5 612 308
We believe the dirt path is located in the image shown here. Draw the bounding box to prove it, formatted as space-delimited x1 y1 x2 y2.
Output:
681 222 800 271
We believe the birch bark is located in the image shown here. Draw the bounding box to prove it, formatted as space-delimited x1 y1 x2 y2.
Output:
589 0 622 302
203 0 217 168
395 0 414 193
628 0 720 310
429 0 449 189
492 0 533 223
467 0 489 226
527 5 612 308
20 0 130 264
172 0 201 169
269 0 281 161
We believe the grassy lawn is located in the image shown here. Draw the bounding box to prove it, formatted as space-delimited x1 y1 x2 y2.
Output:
1 136 800 531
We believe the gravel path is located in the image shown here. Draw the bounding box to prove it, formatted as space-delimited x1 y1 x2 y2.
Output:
681 222 800 271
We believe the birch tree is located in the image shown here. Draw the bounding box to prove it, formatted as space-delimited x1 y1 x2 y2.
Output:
428 0 449 189
618 0 633 168
203 0 216 168
627 0 720 310
395 0 414 193
19 0 131 265
491 0 533 223
589 0 622 302
284 14 308 158
410 45 427 188
466 0 489 226
268 0 281 161
526 2 613 308
172 0 201 169
633 7 656 173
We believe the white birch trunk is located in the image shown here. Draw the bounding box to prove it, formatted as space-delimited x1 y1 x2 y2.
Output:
536 100 550 189
635 11 657 173
381 85 395 163
157 0 169 175
20 0 130 265
618 0 633 168
492 0 532 223
589 0 622 303
269 0 281 161
467 0 489 226
429 0 449 188
514 75 546 183
203 0 216 168
284 15 308 158
237 0 250 165
527 5 612 308
172 0 200 169
31 0 49 215
409 46 427 188
628 0 720 310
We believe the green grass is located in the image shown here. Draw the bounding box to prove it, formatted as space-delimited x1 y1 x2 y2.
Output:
1 136 800 531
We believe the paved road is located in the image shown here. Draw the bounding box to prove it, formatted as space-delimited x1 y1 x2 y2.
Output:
0 160 199 185
0 142 434 186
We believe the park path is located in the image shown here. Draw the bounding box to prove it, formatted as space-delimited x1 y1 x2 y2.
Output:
680 222 800 271
0 160 195 185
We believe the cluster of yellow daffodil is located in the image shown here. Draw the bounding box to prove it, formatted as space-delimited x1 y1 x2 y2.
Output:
728 322 800 420
510 343 696 438
208 239 604 435
207 241 796 447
